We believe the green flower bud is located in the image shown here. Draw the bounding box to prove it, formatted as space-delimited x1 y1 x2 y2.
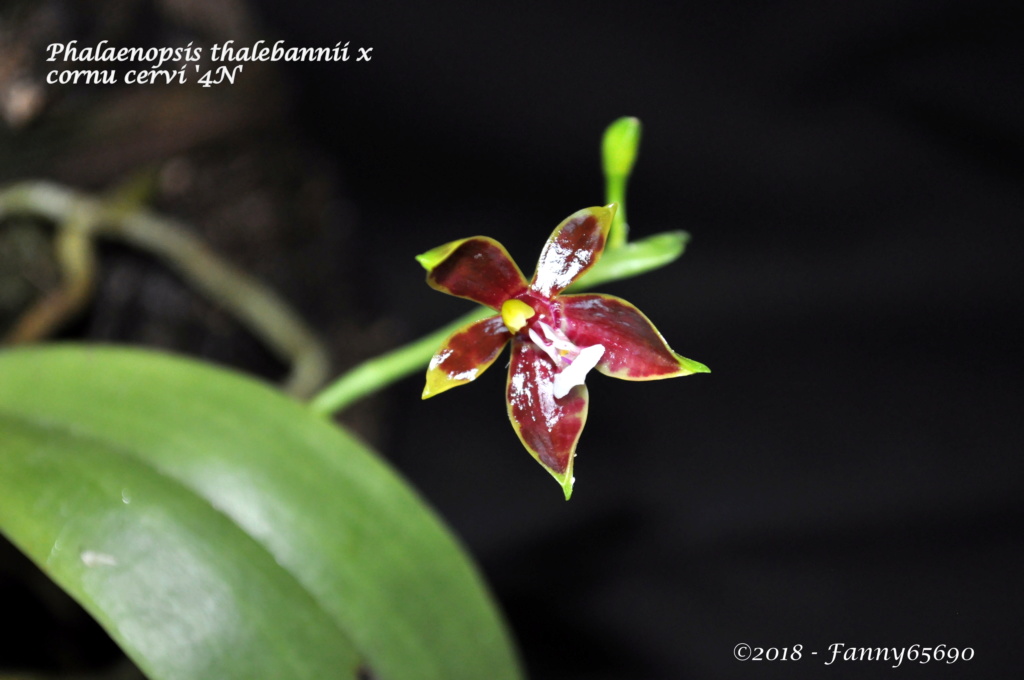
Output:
602 117 642 179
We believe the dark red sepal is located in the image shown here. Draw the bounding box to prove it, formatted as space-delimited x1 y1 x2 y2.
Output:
423 315 511 398
559 294 709 379
420 237 528 310
506 339 588 499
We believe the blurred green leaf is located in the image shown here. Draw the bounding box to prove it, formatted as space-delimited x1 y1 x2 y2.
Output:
0 345 521 680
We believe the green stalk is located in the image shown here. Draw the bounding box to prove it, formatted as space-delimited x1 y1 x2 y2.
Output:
605 173 628 248
601 117 641 249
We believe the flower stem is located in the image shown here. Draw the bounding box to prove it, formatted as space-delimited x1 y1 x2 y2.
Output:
601 117 641 250
605 174 628 248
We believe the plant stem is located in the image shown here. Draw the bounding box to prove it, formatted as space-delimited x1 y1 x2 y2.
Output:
601 117 641 249
0 181 330 398
605 174 629 249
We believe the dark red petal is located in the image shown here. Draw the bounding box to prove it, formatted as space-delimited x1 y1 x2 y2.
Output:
422 315 510 398
530 206 615 298
506 339 589 499
420 237 528 310
559 294 710 379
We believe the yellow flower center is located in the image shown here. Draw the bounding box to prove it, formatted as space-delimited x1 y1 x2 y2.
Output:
501 299 535 334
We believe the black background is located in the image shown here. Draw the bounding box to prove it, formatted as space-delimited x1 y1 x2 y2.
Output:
5 0 1024 678
248 2 1023 678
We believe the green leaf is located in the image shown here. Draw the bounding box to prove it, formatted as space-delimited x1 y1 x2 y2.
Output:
0 345 521 680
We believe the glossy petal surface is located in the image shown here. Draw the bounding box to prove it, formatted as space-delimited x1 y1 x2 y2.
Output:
530 206 615 298
422 237 528 310
423 315 511 398
506 340 589 499
560 294 710 379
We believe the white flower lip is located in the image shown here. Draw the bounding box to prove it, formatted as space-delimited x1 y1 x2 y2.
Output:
552 343 605 399
527 320 606 398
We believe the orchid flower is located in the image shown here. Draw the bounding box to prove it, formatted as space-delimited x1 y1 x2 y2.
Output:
417 205 709 499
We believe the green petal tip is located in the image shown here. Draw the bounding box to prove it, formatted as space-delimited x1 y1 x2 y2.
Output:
415 242 458 271
546 467 574 500
680 356 711 374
